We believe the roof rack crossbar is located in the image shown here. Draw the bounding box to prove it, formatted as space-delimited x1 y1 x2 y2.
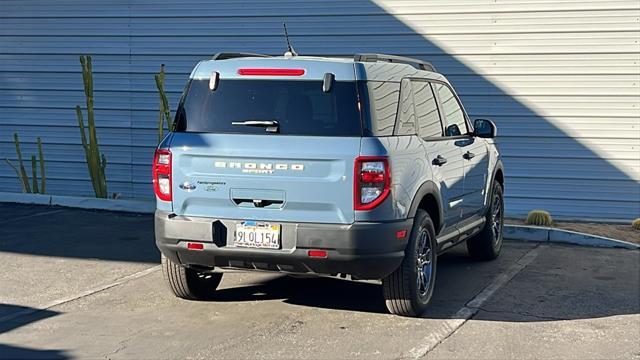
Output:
211 52 271 60
353 53 436 72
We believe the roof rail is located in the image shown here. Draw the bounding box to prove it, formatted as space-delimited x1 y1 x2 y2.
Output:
211 52 271 60
353 53 437 72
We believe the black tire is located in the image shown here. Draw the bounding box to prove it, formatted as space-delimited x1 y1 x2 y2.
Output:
382 209 437 317
161 254 223 300
467 181 504 261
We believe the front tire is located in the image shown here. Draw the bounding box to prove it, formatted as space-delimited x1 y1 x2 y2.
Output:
466 181 504 261
382 209 437 317
161 253 223 300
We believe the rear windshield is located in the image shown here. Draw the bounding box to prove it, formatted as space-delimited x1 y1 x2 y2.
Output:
174 79 362 136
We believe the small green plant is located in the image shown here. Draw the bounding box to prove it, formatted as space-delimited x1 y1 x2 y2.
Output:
632 218 640 231
155 64 172 143
525 210 553 226
3 133 46 194
75 54 108 198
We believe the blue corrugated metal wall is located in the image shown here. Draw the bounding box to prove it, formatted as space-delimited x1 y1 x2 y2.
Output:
1 0 639 220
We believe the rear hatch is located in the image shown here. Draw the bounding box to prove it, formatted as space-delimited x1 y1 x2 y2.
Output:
169 74 363 224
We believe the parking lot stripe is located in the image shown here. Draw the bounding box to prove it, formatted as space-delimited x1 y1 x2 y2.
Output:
407 245 543 359
0 209 65 224
0 265 160 323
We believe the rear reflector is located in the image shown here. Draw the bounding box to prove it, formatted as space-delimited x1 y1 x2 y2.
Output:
187 242 204 251
307 250 328 258
238 68 305 76
396 230 408 239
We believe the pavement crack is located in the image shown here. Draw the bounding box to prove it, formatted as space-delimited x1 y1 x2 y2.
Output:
104 342 127 359
103 328 146 359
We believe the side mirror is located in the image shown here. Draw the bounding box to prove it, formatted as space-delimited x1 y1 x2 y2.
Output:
445 124 461 137
473 119 497 138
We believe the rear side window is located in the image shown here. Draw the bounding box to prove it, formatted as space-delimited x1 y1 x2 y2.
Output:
412 81 442 138
433 83 468 137
174 79 362 136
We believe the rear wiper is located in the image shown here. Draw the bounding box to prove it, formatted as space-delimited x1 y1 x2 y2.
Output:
231 120 279 133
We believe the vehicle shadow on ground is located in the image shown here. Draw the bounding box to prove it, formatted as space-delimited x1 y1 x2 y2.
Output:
207 247 489 317
210 245 640 322
209 252 492 316
0 304 69 359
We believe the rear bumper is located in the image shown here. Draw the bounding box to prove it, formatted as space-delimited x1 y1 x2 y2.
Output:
155 210 411 279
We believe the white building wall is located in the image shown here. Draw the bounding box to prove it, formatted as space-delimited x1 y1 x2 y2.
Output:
0 0 638 220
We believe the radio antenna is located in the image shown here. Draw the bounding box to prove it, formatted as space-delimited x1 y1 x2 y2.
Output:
282 21 298 56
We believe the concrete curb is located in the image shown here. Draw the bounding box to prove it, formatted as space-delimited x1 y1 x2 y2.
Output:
0 192 155 214
0 192 52 206
2 192 637 249
504 224 639 250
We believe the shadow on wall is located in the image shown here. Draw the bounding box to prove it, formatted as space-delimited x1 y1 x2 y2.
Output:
273 0 637 220
0 0 637 220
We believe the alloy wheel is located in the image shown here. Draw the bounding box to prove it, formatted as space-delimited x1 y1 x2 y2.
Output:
416 229 434 297
491 193 503 244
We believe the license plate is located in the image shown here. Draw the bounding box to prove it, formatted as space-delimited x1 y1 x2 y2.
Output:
234 221 281 249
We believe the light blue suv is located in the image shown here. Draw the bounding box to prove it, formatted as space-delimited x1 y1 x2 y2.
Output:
154 53 505 317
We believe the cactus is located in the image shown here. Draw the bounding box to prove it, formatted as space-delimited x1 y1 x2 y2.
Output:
155 64 172 143
31 155 39 194
525 210 553 227
3 158 27 192
6 133 31 193
76 55 108 198
633 218 640 231
3 133 46 194
13 133 31 192
37 137 46 193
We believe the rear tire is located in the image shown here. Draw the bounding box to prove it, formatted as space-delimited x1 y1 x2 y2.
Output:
467 181 504 261
382 209 437 317
161 253 222 300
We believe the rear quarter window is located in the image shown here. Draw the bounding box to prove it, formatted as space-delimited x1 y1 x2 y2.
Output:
364 81 400 136
394 79 417 136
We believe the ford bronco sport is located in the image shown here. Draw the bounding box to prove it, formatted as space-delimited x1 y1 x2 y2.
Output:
154 52 504 317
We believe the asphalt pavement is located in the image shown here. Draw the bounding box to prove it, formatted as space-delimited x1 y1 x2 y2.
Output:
0 203 638 359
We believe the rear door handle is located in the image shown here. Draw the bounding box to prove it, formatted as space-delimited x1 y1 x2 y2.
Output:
432 155 448 166
463 151 475 160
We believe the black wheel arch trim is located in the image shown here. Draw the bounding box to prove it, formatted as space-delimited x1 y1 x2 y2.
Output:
408 181 445 235
491 160 505 189
489 160 505 198
485 160 505 212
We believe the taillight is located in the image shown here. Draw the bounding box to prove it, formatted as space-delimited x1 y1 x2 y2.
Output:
354 156 391 211
153 149 172 201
